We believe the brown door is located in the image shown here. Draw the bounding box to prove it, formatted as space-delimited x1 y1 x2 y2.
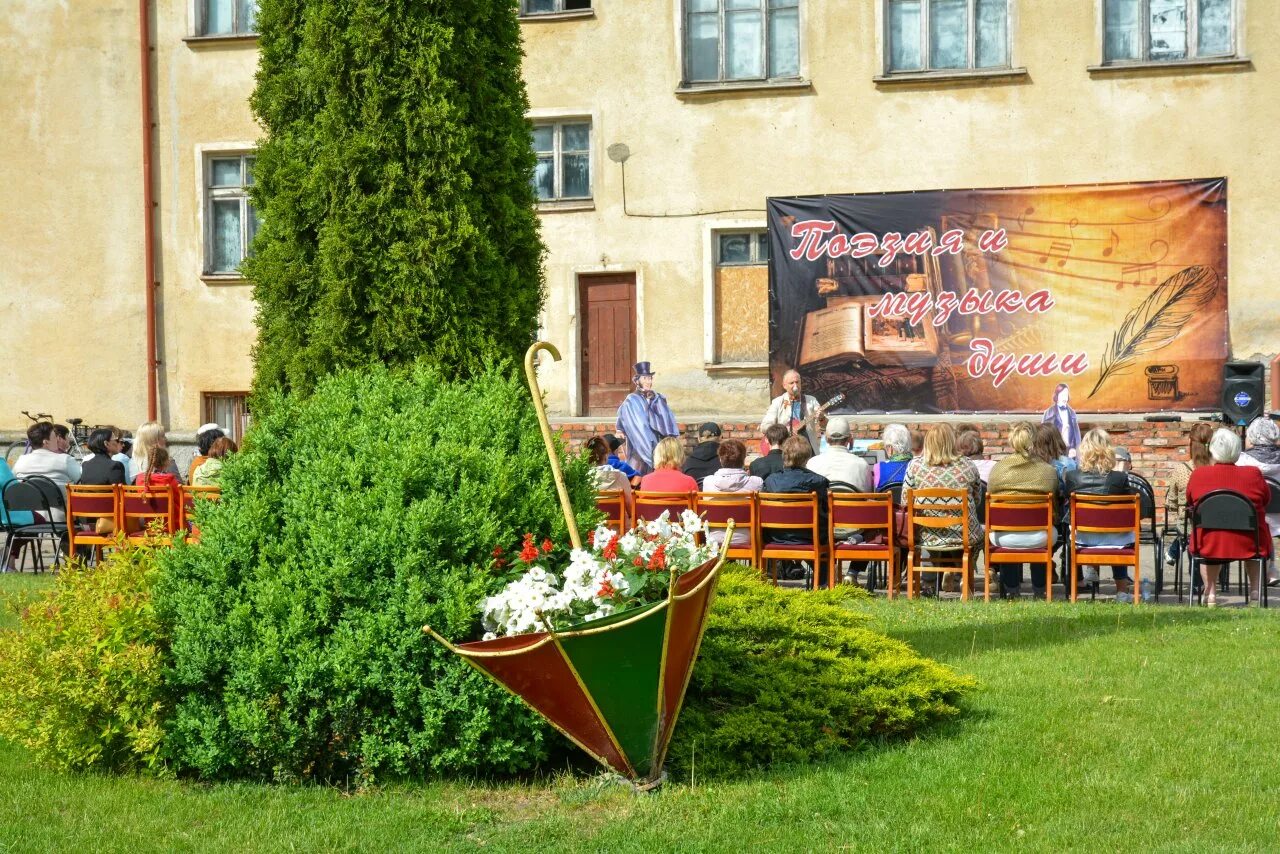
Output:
579 273 636 416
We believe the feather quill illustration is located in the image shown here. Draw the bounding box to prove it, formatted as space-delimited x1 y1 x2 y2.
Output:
1088 266 1219 398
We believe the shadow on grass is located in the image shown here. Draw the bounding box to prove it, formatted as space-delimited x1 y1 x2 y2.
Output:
866 600 1274 662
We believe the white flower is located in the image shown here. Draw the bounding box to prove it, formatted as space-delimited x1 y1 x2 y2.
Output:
482 632 497 641
592 523 615 550
618 531 640 554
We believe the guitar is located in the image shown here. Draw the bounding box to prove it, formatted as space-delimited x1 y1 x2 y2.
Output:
799 393 846 455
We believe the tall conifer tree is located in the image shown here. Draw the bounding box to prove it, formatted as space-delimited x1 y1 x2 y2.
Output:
245 0 545 398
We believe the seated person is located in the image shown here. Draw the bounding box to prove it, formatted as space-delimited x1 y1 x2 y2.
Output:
79 428 127 486
187 423 226 483
1064 428 1135 601
129 421 184 484
134 447 181 489
703 439 762 548
763 436 830 546
806 416 870 492
192 437 237 487
13 422 82 521
748 424 789 481
638 438 699 493
681 423 722 488
873 423 913 489
957 429 996 483
602 434 641 487
1187 428 1273 606
986 422 1058 599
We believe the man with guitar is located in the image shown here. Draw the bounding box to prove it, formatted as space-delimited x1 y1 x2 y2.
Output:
760 369 843 455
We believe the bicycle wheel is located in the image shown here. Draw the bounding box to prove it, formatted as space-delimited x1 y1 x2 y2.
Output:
5 441 26 468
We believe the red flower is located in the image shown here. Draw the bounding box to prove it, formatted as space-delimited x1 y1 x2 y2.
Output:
633 556 644 567
647 544 667 571
597 579 616 598
494 558 507 569
602 533 619 561
587 530 596 546
519 534 539 562
541 538 554 553
492 546 504 557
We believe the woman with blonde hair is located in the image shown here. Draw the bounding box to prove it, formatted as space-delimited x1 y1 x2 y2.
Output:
987 422 1059 599
128 421 182 484
638 437 698 493
1064 428 1136 601
904 424 984 593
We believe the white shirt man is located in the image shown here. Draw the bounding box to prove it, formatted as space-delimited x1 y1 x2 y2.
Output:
806 417 871 492
760 369 820 434
12 424 82 521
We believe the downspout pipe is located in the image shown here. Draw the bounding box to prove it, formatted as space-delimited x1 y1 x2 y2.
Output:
138 0 158 420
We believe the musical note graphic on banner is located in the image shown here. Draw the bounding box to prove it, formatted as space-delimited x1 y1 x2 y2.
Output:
1102 229 1120 257
1038 241 1072 268
1119 262 1158 289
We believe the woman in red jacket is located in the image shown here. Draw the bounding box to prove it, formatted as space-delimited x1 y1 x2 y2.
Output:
1186 428 1273 606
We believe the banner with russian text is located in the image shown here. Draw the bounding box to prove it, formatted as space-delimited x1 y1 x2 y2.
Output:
766 179 1229 414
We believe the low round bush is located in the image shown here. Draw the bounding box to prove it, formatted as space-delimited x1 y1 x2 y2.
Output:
0 546 168 774
669 564 973 778
155 361 597 783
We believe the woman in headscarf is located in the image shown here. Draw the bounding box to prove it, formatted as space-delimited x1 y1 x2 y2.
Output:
614 361 678 476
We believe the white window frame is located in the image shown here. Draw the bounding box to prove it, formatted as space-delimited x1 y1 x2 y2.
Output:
680 0 804 86
531 118 594 204
882 0 1013 75
519 0 593 16
1099 0 1239 65
702 222 769 367
195 143 259 282
191 0 259 37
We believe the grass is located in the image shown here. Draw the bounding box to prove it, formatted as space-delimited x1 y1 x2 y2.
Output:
3 572 1280 852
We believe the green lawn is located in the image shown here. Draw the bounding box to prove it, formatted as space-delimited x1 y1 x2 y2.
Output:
3 573 1280 852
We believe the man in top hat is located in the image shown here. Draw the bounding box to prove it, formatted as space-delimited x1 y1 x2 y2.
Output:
615 361 679 476
1042 383 1081 458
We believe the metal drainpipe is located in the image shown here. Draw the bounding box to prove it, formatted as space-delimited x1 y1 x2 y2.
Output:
138 0 158 420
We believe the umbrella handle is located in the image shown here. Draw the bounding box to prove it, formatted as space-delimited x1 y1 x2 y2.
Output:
524 341 582 550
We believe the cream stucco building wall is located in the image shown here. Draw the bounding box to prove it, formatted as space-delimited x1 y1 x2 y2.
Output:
3 1 1276 429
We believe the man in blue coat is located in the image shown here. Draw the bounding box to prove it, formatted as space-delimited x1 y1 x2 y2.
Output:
615 362 679 476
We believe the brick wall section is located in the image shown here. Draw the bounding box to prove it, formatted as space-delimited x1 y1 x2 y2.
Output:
552 418 1209 513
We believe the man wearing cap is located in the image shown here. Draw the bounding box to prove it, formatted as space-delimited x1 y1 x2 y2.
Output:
682 422 722 488
615 362 679 476
806 417 871 492
761 369 820 450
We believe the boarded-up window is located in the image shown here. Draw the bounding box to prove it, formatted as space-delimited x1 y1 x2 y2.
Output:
714 232 769 363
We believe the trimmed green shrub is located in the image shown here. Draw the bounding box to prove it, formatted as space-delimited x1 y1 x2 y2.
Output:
668 565 973 778
155 361 597 782
246 0 545 400
0 547 168 773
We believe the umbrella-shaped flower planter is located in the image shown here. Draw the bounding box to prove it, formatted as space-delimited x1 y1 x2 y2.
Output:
424 342 728 788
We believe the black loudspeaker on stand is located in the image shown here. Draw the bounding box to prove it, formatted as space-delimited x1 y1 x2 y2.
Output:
1221 361 1265 426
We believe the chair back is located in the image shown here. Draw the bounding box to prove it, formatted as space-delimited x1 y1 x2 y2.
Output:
179 485 221 532
1126 472 1157 524
67 484 118 524
906 487 969 546
120 484 176 536
3 478 49 517
758 491 819 542
986 492 1053 534
1265 478 1280 515
1189 488 1264 561
24 475 67 518
633 490 694 524
881 480 905 506
595 490 628 531
829 491 892 538
697 491 757 545
1070 493 1139 536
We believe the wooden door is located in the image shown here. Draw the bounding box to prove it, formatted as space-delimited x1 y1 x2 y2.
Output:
579 273 636 416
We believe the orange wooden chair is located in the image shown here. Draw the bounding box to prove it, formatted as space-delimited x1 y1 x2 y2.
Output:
179 485 221 542
697 491 758 568
66 484 120 561
828 491 896 595
905 487 982 601
595 489 629 532
120 484 177 545
985 492 1056 602
632 490 695 525
1069 493 1140 604
758 491 828 589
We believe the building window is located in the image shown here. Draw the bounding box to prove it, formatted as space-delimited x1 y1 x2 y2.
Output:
205 153 261 276
532 121 591 202
1104 0 1234 63
203 393 251 444
684 0 801 85
886 0 1009 73
713 231 769 363
199 0 258 35
520 0 591 14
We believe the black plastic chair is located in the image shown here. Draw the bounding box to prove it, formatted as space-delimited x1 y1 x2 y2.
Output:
1127 472 1164 598
1 476 68 572
1186 489 1268 607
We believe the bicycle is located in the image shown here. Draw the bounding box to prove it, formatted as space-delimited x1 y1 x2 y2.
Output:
5 411 91 467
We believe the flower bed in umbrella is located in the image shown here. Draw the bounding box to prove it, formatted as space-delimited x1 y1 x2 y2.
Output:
425 511 729 787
